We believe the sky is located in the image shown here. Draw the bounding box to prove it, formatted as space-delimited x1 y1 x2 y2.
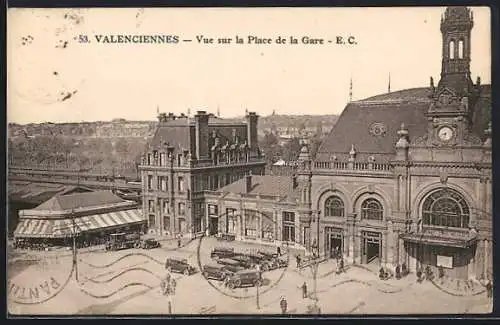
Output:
7 7 491 124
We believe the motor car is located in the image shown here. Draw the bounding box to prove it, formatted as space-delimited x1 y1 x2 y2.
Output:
244 253 273 271
105 233 141 251
228 255 255 269
216 258 246 273
210 247 236 259
202 264 234 281
274 256 288 268
225 269 262 289
165 258 196 275
257 250 279 259
141 238 161 249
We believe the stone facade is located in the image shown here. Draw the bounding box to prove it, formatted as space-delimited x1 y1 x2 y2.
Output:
139 111 266 238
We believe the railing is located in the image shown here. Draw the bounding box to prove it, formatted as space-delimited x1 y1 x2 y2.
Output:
314 161 393 172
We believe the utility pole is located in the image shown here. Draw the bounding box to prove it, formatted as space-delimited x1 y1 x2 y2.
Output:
72 217 78 281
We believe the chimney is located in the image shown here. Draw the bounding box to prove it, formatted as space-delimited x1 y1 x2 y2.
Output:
246 172 252 193
246 112 259 151
195 111 209 160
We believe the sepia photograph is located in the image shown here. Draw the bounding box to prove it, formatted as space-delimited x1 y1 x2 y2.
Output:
6 6 493 316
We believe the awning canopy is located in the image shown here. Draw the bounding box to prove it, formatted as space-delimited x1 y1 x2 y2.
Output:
14 209 146 239
399 231 477 249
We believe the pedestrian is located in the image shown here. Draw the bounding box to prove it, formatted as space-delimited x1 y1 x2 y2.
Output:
171 277 177 294
339 258 345 273
395 264 401 280
486 280 493 299
302 282 308 299
280 296 288 314
177 237 181 248
277 246 281 256
401 263 407 277
296 255 301 269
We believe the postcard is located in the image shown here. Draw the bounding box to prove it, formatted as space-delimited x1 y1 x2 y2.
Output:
7 6 492 316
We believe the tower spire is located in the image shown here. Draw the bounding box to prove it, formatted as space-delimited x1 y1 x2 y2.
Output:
349 76 353 102
388 72 391 93
217 105 220 117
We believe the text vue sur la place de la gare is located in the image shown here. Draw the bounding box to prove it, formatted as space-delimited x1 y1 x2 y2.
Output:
85 34 358 45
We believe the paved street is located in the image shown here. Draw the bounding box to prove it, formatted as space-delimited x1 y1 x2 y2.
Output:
7 237 493 315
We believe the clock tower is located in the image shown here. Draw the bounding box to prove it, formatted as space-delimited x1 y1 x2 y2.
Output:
425 6 482 148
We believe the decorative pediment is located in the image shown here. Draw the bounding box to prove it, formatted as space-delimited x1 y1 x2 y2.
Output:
437 88 458 105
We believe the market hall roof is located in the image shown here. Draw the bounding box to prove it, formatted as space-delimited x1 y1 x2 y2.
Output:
8 181 94 206
32 190 135 212
316 85 491 162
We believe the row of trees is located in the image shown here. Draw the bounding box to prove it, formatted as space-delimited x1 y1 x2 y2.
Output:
260 132 323 166
8 136 147 178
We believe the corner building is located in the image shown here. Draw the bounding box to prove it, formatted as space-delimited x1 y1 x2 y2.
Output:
139 111 266 238
305 7 491 280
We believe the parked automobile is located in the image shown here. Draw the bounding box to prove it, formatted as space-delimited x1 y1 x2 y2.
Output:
244 253 274 271
165 258 196 275
229 255 255 269
141 238 161 249
257 251 279 259
210 247 236 259
225 270 262 289
202 264 234 281
216 258 246 273
274 256 288 268
105 233 141 251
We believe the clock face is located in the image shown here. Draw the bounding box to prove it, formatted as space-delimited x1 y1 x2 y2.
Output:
438 126 454 141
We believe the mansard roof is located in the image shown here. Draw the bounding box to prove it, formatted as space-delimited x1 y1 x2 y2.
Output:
217 175 299 201
316 85 491 163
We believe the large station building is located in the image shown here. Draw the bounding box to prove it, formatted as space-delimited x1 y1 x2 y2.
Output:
143 7 492 280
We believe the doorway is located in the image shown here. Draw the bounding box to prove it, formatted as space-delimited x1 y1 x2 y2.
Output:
362 231 382 265
209 217 219 236
325 227 343 259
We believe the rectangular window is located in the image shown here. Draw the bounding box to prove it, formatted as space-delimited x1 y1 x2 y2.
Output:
160 153 166 166
148 200 155 213
203 175 209 190
148 214 156 228
226 208 237 234
147 175 154 191
147 154 152 165
178 176 185 192
282 211 296 242
213 174 219 190
158 176 167 192
178 202 186 216
261 212 274 241
245 210 257 237
208 204 218 216
163 216 170 231
163 199 170 214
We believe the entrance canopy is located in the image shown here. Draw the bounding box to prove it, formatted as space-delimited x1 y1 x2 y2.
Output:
14 209 145 239
400 231 477 249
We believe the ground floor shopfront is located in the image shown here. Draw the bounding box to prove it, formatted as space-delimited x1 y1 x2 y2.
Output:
13 209 147 248
313 223 491 280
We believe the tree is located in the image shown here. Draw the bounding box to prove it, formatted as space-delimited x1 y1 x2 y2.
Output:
261 131 283 164
309 134 323 160
282 137 301 162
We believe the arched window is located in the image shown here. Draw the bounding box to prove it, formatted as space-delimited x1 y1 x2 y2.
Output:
325 196 344 217
361 198 383 221
449 40 455 59
458 40 464 59
422 188 470 228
